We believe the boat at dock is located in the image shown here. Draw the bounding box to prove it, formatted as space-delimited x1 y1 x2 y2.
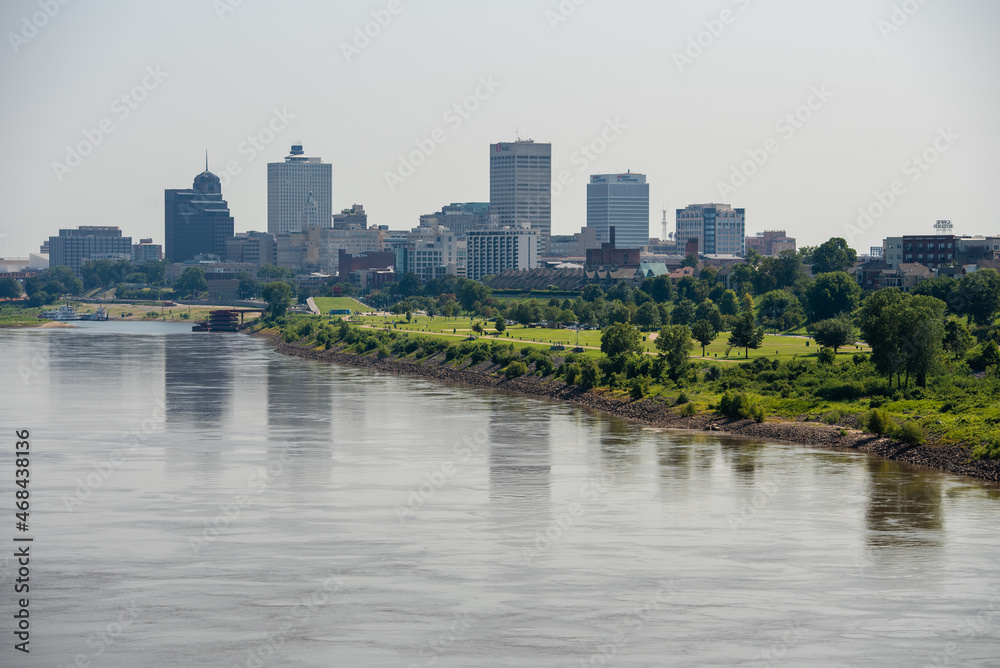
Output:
82 307 109 321
39 304 84 321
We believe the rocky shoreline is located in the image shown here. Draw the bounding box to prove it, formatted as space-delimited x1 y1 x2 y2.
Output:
255 331 1000 483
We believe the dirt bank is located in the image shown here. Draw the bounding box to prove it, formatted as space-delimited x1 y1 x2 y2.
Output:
255 331 1000 483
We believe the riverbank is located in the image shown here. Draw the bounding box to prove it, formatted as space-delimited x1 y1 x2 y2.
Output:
255 331 1000 483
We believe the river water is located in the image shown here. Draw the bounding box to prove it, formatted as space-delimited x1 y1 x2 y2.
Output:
1 322 998 667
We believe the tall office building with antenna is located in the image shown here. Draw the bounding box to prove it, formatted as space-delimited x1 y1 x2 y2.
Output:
267 143 333 235
489 139 551 252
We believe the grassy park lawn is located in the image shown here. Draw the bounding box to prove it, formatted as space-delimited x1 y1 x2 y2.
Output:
344 314 871 363
313 297 372 314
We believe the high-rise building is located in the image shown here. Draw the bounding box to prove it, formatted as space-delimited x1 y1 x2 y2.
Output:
586 172 649 249
489 140 551 251
226 231 276 266
267 143 333 235
418 202 490 239
164 165 235 262
132 239 163 263
745 230 796 257
49 226 133 275
466 226 539 281
675 204 746 256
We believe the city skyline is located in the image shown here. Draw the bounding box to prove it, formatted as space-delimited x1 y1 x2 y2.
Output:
2 1 998 258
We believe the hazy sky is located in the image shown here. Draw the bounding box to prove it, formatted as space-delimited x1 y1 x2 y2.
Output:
2 0 998 258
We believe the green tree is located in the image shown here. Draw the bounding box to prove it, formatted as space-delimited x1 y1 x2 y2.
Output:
956 269 1000 326
175 267 209 298
756 290 805 332
45 266 84 295
642 275 674 303
257 264 294 280
601 322 643 359
943 318 974 360
262 281 294 317
728 312 764 358
694 299 723 332
494 317 506 334
691 319 717 357
808 316 857 354
719 289 740 316
395 272 423 298
634 301 662 331
558 308 578 327
671 299 696 326
805 272 862 322
582 284 604 302
236 272 259 300
0 277 23 299
655 324 693 379
859 290 947 387
681 255 698 269
811 237 858 274
458 280 491 312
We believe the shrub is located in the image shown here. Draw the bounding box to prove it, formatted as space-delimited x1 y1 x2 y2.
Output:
896 421 925 445
376 346 390 359
680 402 697 417
629 376 649 400
817 347 837 365
580 360 600 390
970 433 1000 461
862 408 895 437
609 372 627 390
780 384 793 399
718 391 766 423
676 391 690 405
822 411 841 425
563 363 580 385
705 366 721 381
504 360 528 378
535 356 555 377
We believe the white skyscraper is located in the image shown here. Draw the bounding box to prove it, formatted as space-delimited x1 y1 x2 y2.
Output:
267 143 333 236
489 140 551 251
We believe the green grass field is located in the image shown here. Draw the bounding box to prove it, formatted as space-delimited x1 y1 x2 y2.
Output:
345 314 870 363
313 297 371 314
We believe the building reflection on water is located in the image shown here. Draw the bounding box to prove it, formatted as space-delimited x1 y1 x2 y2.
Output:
488 397 551 504
165 334 234 427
